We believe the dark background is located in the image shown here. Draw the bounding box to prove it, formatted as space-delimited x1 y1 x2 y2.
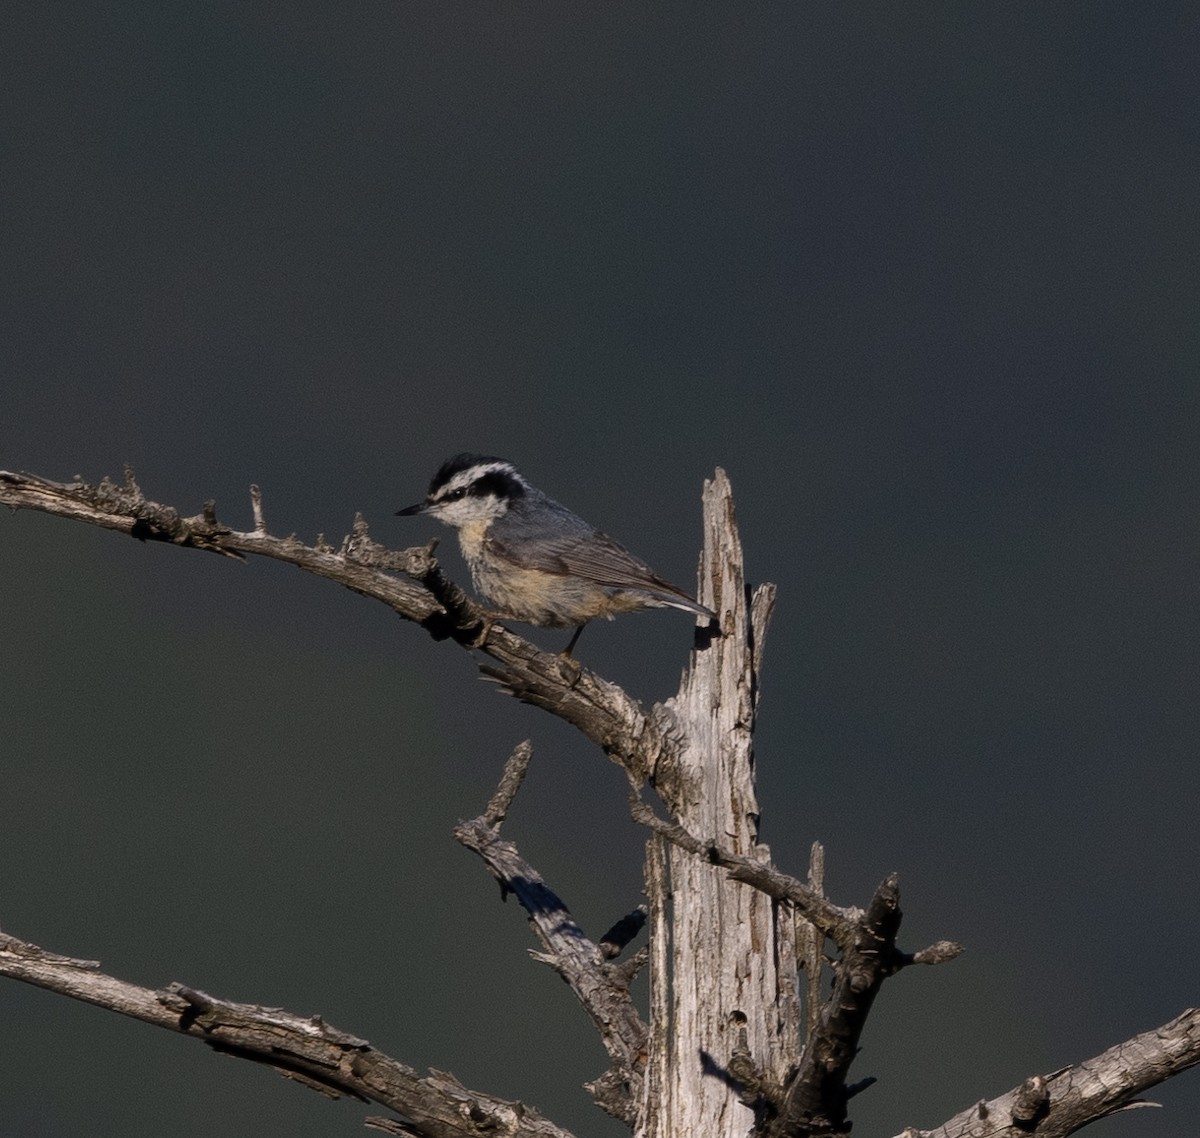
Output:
3 4 1198 1136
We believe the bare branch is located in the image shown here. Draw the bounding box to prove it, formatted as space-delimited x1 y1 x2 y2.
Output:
249 482 267 532
772 875 905 1137
906 1007 1200 1138
905 940 966 967
597 906 648 961
0 469 677 784
0 469 442 613
626 778 861 948
795 842 827 1040
0 931 577 1138
482 739 534 826
454 749 648 1124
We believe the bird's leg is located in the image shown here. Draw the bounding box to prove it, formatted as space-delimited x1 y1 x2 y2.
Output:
468 609 509 649
561 624 586 657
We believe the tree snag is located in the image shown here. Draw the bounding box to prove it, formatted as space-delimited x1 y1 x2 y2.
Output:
1 466 1196 1137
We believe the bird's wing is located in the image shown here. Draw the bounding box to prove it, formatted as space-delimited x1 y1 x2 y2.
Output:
489 527 696 601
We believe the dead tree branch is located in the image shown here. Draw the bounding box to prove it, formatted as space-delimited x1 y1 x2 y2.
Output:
0 930 577 1138
626 781 861 947
453 743 649 1125
0 468 674 782
770 876 905 1137
901 1007 1200 1138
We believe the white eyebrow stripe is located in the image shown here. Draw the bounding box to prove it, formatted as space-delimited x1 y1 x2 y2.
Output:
434 462 519 497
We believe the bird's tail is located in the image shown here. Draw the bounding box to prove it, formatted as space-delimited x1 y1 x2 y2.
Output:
647 590 717 622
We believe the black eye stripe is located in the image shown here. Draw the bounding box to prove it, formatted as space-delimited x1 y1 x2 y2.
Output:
430 465 526 505
469 470 526 500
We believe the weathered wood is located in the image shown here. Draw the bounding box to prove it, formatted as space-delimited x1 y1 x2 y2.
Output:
0 932 577 1138
453 743 648 1125
900 1007 1200 1138
0 469 675 778
640 470 797 1138
3 465 1198 1138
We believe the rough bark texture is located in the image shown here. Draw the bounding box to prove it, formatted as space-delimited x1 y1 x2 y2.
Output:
0 932 577 1138
901 1008 1200 1138
453 742 649 1125
641 470 797 1138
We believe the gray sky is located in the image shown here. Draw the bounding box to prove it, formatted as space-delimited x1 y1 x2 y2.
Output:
3 4 1198 1136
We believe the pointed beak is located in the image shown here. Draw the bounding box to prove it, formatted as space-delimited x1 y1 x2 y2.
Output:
395 501 427 516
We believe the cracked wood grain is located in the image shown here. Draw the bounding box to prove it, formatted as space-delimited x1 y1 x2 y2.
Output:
0 931 577 1138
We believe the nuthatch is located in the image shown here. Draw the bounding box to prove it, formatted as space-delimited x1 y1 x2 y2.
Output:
397 454 716 654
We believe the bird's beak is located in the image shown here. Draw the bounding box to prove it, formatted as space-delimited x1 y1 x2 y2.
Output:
395 502 428 516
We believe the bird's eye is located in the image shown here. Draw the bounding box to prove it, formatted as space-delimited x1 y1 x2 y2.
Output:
446 488 466 502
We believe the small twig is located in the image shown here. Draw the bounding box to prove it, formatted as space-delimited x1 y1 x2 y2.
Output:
597 905 647 961
483 740 534 827
364 1118 422 1135
1011 1075 1050 1128
0 931 100 970
249 483 266 533
905 940 966 967
846 1076 878 1100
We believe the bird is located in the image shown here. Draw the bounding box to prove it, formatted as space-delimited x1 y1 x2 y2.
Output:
396 453 717 654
